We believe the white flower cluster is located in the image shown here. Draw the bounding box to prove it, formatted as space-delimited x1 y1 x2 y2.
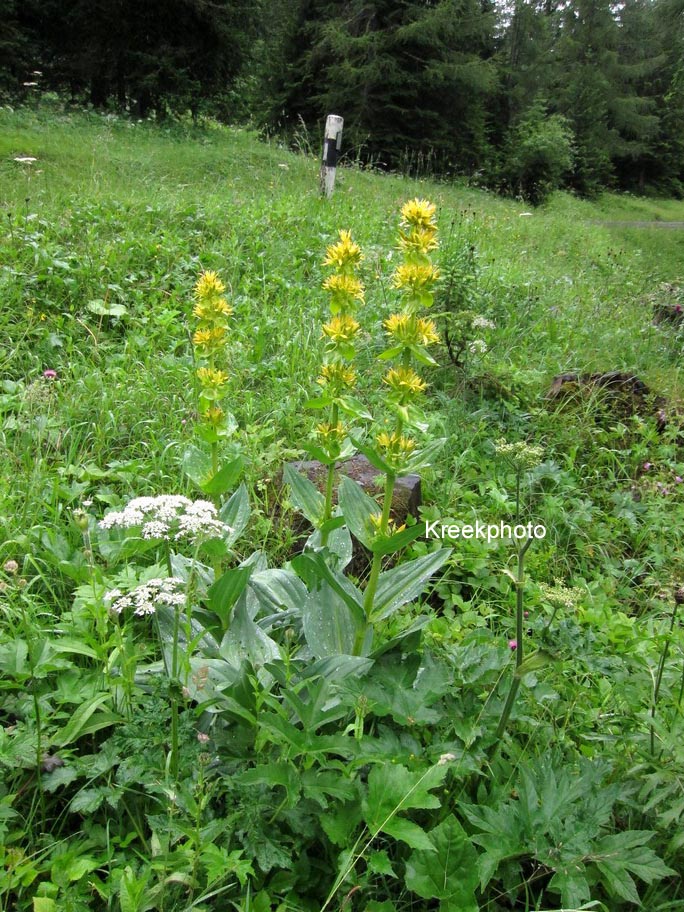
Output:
105 578 186 616
472 315 496 331
100 495 231 544
495 438 545 471
538 580 583 611
469 339 488 355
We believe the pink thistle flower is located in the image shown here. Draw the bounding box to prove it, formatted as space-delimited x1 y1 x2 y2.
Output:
508 639 518 651
643 462 652 471
43 369 57 380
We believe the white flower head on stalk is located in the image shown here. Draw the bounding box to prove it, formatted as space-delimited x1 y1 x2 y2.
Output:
469 339 488 355
100 495 232 544
472 316 496 331
106 578 186 616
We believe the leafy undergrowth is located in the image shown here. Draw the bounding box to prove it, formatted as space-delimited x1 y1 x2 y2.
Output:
1 107 684 911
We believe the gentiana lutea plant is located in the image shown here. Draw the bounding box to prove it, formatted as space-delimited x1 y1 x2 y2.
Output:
183 270 244 510
359 198 443 620
309 230 370 546
287 199 451 655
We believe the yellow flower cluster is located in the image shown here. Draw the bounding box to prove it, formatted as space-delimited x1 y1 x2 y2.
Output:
384 313 440 347
322 314 361 345
317 362 356 395
316 422 346 446
323 229 363 273
376 430 417 472
397 198 440 265
391 263 440 296
381 198 440 413
383 366 427 401
193 270 232 431
316 229 365 461
322 273 365 305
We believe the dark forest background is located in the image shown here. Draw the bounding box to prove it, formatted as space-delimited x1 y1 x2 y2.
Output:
2 0 684 201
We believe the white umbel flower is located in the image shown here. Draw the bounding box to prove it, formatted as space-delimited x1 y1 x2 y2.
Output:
100 495 232 544
472 315 496 331
108 577 186 616
468 339 488 355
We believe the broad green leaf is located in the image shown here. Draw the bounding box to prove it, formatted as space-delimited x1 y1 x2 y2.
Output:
514 649 554 678
0 639 29 677
405 816 479 911
304 395 332 409
33 900 57 912
336 395 373 420
239 762 301 805
302 582 360 658
338 475 380 549
249 567 308 614
320 801 363 846
292 551 364 625
367 851 396 877
208 565 253 629
592 830 676 904
182 444 212 487
299 654 374 682
54 693 114 747
220 482 251 547
200 844 254 887
301 769 357 806
220 595 281 668
404 437 446 473
119 865 152 912
284 464 326 525
51 638 97 659
547 870 593 909
201 455 244 495
351 438 395 475
87 299 127 317
362 763 448 845
371 550 451 621
369 523 423 556
382 816 434 851
306 523 353 570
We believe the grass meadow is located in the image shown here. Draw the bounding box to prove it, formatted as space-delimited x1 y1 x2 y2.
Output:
2 105 684 911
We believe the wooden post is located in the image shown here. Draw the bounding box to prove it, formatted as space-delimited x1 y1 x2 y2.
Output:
320 114 343 198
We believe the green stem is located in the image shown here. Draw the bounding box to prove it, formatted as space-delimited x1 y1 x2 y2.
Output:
495 537 533 741
211 440 219 483
165 541 180 779
357 472 396 654
321 403 340 547
651 597 679 755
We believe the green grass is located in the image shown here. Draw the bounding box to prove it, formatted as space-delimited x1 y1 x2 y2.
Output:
3 105 684 911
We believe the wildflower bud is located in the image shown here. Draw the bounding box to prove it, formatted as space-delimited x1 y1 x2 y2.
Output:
197 732 210 744
17 578 27 588
508 639 518 650
73 509 89 531
3 559 19 575
675 587 684 605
